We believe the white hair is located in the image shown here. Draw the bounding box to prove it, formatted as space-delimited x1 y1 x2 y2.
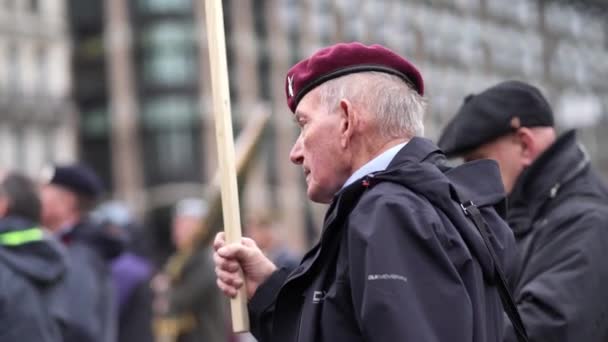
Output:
317 71 426 138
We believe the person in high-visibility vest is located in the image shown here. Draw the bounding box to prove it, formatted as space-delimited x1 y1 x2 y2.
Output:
0 171 67 342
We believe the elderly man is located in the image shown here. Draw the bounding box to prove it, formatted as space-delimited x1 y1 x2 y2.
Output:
0 171 67 342
214 42 520 342
439 80 608 342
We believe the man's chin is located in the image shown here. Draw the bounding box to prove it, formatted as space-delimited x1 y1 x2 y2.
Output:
307 187 333 204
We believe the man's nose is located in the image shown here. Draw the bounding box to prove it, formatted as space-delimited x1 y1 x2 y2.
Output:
289 136 303 165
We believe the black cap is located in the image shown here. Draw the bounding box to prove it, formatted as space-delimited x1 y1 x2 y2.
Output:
438 80 554 158
44 164 104 199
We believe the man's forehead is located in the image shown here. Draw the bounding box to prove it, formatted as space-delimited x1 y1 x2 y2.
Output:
294 88 321 117
293 104 309 121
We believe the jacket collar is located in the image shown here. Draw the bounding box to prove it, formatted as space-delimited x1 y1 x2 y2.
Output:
330 137 442 226
387 137 505 209
508 130 588 235
286 138 441 284
387 136 442 168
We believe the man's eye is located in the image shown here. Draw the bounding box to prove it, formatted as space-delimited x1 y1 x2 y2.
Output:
292 116 304 127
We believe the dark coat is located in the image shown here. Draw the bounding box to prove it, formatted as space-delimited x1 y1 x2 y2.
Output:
504 130 608 342
249 137 517 342
58 219 126 342
0 216 66 342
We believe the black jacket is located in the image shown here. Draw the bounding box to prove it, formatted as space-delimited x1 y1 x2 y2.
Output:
249 137 517 342
58 219 126 342
0 216 67 342
504 130 608 342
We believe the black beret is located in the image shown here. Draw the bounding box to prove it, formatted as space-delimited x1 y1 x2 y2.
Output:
438 80 554 158
44 164 104 199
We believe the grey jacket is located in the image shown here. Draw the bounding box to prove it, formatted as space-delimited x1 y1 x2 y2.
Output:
0 216 67 342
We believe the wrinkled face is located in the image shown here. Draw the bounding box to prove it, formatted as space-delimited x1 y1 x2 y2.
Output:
463 134 525 194
289 89 350 203
172 215 201 250
40 184 79 231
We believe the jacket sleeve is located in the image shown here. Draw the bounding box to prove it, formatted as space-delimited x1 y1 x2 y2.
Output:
348 190 474 342
504 210 608 342
248 266 293 341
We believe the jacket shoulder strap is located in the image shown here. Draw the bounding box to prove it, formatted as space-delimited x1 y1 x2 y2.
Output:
461 201 529 342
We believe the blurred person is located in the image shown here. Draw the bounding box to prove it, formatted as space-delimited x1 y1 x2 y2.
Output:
244 212 299 270
438 80 608 342
93 201 154 342
0 171 67 341
40 164 126 342
213 42 520 342
152 198 227 342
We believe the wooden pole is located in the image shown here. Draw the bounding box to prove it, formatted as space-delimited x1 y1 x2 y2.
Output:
203 0 250 333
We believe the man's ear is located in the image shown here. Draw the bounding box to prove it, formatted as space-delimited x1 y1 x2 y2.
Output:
338 98 358 148
516 127 535 167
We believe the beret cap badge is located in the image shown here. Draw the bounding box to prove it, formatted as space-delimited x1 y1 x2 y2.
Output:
287 75 294 98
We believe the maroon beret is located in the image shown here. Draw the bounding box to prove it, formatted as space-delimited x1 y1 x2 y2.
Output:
285 42 424 113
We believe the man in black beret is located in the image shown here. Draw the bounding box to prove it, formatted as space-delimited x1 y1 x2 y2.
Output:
439 80 608 342
213 42 518 342
40 163 125 342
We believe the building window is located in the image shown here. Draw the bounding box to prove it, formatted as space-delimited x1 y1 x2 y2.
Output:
141 95 201 185
137 0 192 13
141 21 197 86
142 21 195 45
81 107 110 137
141 95 196 128
142 48 196 86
